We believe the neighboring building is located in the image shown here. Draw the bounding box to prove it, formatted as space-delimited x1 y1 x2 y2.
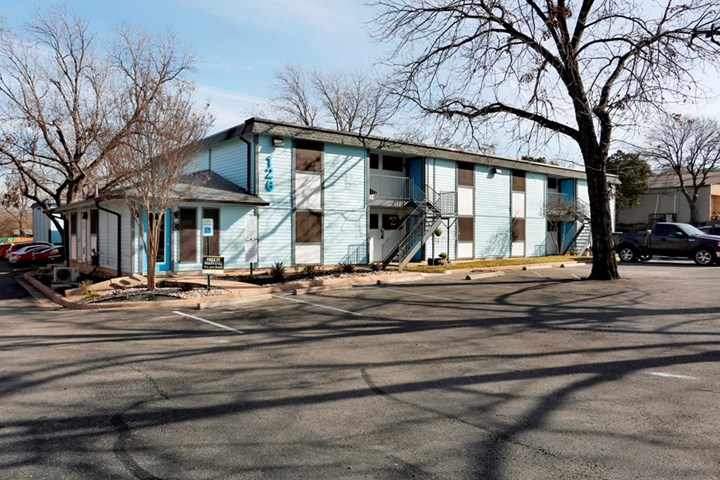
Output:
617 171 720 229
43 118 617 277
32 204 63 244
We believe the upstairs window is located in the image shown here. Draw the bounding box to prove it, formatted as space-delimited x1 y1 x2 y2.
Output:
295 140 322 172
458 162 474 186
383 155 404 172
512 170 526 192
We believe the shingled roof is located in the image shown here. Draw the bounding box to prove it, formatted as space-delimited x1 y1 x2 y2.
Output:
203 117 620 184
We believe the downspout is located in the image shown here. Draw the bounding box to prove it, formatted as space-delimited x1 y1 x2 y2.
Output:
95 200 122 278
238 134 252 191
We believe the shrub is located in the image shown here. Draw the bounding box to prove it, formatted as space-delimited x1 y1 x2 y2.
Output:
370 262 382 272
302 264 319 279
270 261 286 282
336 261 355 274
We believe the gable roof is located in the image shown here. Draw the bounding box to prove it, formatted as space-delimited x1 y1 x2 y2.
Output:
204 117 620 184
55 171 267 213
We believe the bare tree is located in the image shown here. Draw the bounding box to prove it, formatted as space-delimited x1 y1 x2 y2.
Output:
643 115 720 225
272 63 395 136
272 63 319 127
371 0 720 280
0 175 32 235
107 86 212 289
0 7 195 242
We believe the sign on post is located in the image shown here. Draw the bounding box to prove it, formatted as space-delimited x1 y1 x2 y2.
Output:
202 256 224 275
202 218 214 237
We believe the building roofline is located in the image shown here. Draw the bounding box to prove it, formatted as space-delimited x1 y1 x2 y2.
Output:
212 117 619 183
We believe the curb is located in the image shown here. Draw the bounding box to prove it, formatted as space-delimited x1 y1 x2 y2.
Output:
22 273 273 310
465 271 505 280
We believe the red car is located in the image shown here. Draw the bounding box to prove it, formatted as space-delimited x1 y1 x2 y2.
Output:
9 245 48 265
0 242 10 260
31 246 64 264
6 242 52 264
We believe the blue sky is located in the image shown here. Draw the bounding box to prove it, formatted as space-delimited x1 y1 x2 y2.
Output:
1 0 388 133
2 1 720 163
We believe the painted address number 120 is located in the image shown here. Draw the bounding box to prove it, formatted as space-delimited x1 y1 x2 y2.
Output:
265 156 274 191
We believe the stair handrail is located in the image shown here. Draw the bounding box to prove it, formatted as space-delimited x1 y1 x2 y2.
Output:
381 202 427 262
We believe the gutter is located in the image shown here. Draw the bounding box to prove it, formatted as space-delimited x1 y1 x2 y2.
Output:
95 200 122 277
238 134 252 191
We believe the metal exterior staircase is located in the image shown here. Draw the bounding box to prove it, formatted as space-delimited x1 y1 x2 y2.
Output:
563 198 592 255
381 183 448 270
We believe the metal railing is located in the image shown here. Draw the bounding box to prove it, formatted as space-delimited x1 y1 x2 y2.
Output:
369 174 409 202
340 242 368 265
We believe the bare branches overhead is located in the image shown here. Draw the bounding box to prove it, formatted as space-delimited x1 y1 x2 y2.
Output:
272 63 395 137
371 0 720 280
0 6 203 239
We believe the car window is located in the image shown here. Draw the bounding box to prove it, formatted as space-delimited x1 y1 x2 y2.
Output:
653 224 680 237
677 224 705 236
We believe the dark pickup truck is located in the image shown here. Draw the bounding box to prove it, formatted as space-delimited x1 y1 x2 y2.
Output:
614 222 720 265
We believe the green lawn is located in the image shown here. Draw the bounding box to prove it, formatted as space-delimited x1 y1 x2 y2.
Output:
406 255 591 273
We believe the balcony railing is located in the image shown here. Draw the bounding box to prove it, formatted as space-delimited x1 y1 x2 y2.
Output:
369 174 410 204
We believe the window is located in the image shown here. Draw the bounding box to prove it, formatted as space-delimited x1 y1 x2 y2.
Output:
458 162 474 186
202 208 220 256
511 218 525 242
296 211 322 243
369 153 379 169
382 214 401 230
458 217 474 242
653 224 680 237
90 210 98 235
179 208 197 262
369 213 379 230
547 177 558 189
70 214 78 235
383 155 404 172
295 140 322 172
512 170 526 192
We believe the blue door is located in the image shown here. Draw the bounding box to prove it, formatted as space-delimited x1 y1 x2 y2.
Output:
558 179 576 253
141 209 172 272
406 158 425 261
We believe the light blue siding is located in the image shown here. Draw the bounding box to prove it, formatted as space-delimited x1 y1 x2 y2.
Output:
258 135 293 267
427 159 457 259
221 205 254 268
576 179 589 205
186 149 210 173
526 172 546 256
211 139 250 189
475 165 511 257
323 144 367 264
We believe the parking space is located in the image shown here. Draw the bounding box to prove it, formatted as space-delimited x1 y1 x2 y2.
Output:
3 262 720 479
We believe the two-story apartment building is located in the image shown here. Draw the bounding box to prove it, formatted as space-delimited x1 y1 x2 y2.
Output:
47 118 614 276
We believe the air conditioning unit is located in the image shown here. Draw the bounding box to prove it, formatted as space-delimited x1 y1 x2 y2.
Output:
53 267 79 283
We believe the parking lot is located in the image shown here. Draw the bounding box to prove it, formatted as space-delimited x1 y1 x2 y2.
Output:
2 261 720 479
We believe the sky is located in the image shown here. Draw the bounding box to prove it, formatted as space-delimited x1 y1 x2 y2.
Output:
1 0 388 133
1 1 720 165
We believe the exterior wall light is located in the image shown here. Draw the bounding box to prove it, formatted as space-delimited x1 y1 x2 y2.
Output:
272 137 285 147
492 167 503 174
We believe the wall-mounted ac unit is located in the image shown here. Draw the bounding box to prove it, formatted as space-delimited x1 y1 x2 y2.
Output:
53 267 79 283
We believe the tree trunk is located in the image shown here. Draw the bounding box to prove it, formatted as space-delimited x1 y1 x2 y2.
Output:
583 151 620 280
689 203 699 225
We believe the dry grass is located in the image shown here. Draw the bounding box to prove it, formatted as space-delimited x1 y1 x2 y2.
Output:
406 255 591 273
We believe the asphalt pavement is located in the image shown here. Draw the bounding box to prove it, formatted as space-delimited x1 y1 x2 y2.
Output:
1 260 719 479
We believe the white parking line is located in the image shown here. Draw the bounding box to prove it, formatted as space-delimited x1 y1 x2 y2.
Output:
273 295 362 316
173 311 244 334
380 287 454 302
647 372 698 380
